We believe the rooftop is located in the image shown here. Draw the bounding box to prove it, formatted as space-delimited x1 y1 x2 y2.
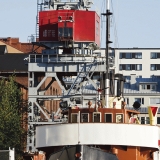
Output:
0 53 28 72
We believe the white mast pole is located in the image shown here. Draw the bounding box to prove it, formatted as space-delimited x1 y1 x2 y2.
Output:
107 0 110 10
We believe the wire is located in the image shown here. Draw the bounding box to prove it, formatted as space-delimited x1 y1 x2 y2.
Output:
111 0 119 48
110 0 123 75
100 0 106 47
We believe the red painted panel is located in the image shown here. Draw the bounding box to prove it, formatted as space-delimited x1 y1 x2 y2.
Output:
39 10 100 46
74 11 95 41
151 106 158 116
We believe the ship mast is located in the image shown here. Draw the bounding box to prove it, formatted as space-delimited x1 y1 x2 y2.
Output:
105 0 112 107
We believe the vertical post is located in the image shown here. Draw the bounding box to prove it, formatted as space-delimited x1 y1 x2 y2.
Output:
9 148 15 160
105 0 112 108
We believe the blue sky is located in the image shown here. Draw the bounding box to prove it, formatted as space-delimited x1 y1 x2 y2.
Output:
0 0 160 48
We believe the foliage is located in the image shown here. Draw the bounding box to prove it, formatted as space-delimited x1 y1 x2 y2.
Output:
0 75 28 160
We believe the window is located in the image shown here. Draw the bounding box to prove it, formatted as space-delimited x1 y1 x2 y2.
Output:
140 117 150 124
124 97 129 105
141 117 145 124
151 64 160 70
151 85 156 90
141 84 156 91
59 27 73 38
157 117 160 124
81 113 89 122
151 64 156 70
119 53 125 59
150 98 160 104
146 117 150 124
136 64 142 70
43 30 47 37
135 98 144 105
126 64 131 70
119 64 142 71
119 52 142 59
150 52 160 59
142 84 145 89
126 53 131 59
151 52 157 59
116 114 123 123
135 52 142 59
93 112 101 122
52 30 55 37
147 85 150 90
71 113 78 123
105 114 112 123
59 28 63 37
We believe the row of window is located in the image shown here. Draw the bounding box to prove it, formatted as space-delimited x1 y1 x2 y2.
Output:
125 83 157 91
59 28 73 37
71 113 160 125
120 52 142 59
120 64 160 71
124 75 160 80
151 52 160 59
43 29 56 37
124 98 144 105
124 97 160 105
140 117 160 124
119 64 142 70
141 84 156 90
151 64 160 70
71 113 124 123
119 52 160 59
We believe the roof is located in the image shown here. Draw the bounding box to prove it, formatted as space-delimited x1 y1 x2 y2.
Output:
0 38 44 53
124 77 160 94
0 53 28 72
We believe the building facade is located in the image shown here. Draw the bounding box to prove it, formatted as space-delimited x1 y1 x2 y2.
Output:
114 48 160 78
113 48 160 124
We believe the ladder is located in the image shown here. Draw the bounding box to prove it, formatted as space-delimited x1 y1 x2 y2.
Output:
36 0 44 39
67 60 97 96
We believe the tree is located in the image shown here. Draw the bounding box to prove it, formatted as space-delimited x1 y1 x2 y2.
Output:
0 75 28 160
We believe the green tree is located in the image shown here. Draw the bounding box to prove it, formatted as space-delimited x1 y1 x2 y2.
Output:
0 75 28 160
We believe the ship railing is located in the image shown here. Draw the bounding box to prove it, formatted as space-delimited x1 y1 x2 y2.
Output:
126 106 160 114
63 77 82 83
28 54 105 64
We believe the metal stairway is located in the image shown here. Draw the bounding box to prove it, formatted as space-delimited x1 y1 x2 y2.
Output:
67 60 97 96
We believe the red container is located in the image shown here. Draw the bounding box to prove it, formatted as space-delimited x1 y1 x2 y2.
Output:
39 10 100 47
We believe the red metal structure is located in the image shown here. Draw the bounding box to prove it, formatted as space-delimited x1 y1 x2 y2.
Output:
39 10 100 46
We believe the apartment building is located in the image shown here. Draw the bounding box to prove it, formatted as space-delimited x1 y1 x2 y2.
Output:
114 48 160 124
114 48 160 78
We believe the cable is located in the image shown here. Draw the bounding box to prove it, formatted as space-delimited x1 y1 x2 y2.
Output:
100 0 106 47
110 0 124 76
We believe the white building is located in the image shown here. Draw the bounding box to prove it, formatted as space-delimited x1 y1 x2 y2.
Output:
114 48 160 78
113 48 160 124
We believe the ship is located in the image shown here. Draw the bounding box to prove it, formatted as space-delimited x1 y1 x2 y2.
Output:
25 0 160 160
